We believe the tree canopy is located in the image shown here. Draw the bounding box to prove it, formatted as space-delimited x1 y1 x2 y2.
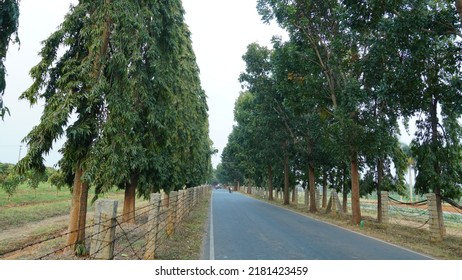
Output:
220 0 462 226
0 0 20 119
16 0 212 249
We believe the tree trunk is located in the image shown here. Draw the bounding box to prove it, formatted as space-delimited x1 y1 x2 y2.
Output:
309 163 317 213
430 97 446 237
322 171 327 208
66 167 89 251
268 165 273 200
122 176 137 224
283 154 290 205
377 159 384 223
456 0 462 26
342 168 348 213
350 153 361 225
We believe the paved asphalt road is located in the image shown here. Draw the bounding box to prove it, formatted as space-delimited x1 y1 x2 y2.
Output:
202 189 432 260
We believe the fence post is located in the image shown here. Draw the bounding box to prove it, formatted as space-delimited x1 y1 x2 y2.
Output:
90 199 118 260
293 187 298 206
316 189 321 210
144 193 161 260
380 191 389 224
167 191 178 237
177 190 184 223
183 189 188 218
193 188 197 207
427 193 442 241
305 189 309 208
185 188 191 215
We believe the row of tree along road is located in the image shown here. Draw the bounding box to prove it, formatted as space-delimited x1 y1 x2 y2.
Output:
217 0 462 241
0 1 213 254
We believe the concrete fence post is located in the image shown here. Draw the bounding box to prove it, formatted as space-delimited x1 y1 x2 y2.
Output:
380 191 389 224
189 188 193 209
427 193 443 241
193 187 197 207
293 187 298 206
184 189 189 216
90 199 118 260
144 193 161 260
177 190 185 223
305 189 309 208
167 191 178 237
325 191 344 214
316 189 321 210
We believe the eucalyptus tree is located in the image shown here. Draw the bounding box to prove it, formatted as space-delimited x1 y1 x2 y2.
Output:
257 0 373 223
239 43 296 204
340 0 413 222
0 0 19 119
346 0 462 229
270 38 336 212
393 0 462 236
221 128 245 187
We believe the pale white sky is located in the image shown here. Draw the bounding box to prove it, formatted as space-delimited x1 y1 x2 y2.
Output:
0 0 287 168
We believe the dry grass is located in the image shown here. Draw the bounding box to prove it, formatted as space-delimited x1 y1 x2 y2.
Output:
0 196 210 260
155 198 209 260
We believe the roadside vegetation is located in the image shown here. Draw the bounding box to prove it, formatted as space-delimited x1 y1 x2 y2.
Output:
0 182 209 260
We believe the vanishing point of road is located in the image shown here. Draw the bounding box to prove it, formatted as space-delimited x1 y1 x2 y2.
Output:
203 189 432 260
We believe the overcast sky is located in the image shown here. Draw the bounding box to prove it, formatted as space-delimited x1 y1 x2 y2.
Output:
0 0 289 168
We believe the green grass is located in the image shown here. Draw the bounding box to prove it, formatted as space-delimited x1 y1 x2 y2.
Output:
0 182 126 231
0 201 72 230
0 182 72 207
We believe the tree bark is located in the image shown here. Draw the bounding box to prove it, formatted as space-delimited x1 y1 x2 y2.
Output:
283 154 290 205
342 168 348 213
122 176 137 224
456 0 462 26
377 159 384 223
268 165 273 200
66 167 89 251
430 97 446 237
350 153 361 225
309 163 317 213
322 171 327 208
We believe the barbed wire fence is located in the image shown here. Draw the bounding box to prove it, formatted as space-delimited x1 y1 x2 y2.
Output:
441 196 462 238
387 196 430 229
0 185 210 260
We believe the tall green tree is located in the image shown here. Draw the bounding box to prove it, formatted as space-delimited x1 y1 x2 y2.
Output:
0 0 19 119
257 0 371 223
399 0 462 237
17 0 211 251
239 43 297 204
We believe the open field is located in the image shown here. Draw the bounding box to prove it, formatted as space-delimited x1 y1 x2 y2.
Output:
0 183 209 260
